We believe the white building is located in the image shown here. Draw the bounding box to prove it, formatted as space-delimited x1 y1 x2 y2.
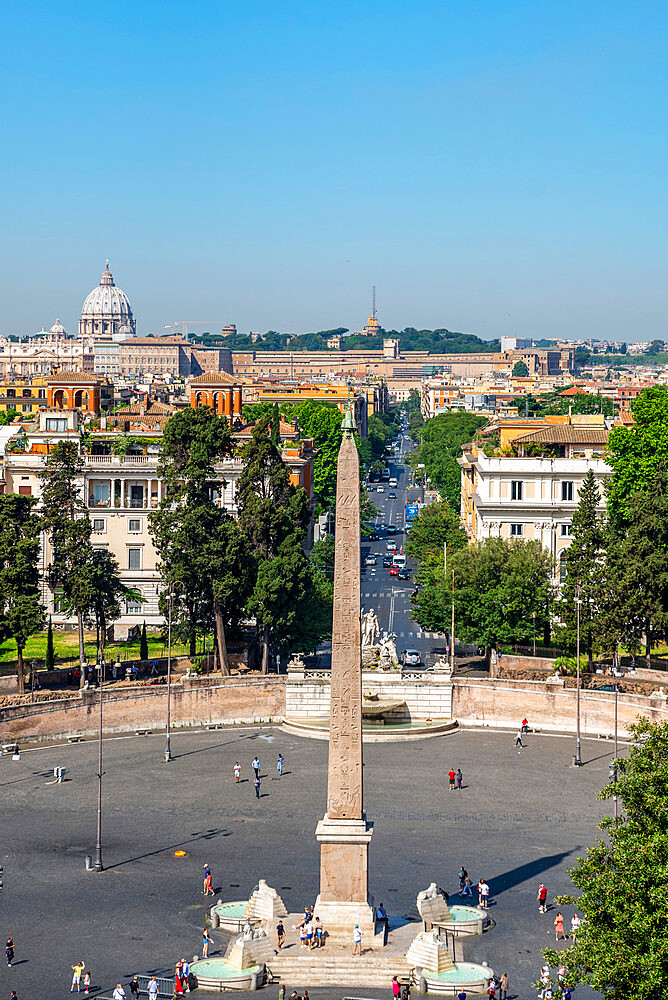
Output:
459 423 609 580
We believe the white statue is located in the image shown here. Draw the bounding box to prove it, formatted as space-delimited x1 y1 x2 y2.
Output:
379 631 398 665
362 609 380 648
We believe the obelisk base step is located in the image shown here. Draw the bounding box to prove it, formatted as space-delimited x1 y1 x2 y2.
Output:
312 897 378 950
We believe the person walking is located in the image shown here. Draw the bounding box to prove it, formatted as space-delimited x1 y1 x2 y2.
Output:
277 754 284 777
479 879 490 909
314 917 323 948
10 992 18 1000
147 977 159 1000
276 920 285 950
112 985 126 1000
487 975 496 998
554 911 566 941
203 866 214 896
352 924 362 956
570 913 581 940
254 774 261 798
462 876 473 897
70 961 84 991
456 768 463 790
174 962 184 997
305 919 314 950
458 868 468 894
499 972 509 1000
392 976 401 998
234 762 241 783
129 977 139 1000
448 768 456 791
252 756 260 779
84 972 92 996
6 940 14 969
537 883 548 913
202 927 213 958
514 730 524 748
182 959 190 993
278 985 286 1000
521 718 529 734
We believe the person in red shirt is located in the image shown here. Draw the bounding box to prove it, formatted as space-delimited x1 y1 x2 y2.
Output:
448 769 456 790
521 718 529 734
537 883 548 913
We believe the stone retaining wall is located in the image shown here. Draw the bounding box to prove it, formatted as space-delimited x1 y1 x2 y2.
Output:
285 670 453 721
452 677 668 737
0 677 286 741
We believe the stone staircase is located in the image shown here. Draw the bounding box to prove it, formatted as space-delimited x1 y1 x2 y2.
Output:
266 948 410 987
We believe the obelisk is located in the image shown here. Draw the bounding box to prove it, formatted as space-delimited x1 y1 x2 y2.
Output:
314 407 376 944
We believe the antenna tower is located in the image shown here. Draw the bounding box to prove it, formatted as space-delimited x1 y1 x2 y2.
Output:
372 285 376 320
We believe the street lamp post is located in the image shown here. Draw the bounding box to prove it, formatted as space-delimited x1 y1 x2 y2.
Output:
574 583 582 766
94 654 104 872
613 672 619 820
532 611 536 658
164 585 173 763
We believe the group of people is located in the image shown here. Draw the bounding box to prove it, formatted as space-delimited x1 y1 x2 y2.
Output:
536 883 582 941
447 768 463 790
232 754 285 798
483 971 510 998
111 975 160 1000
69 961 91 994
277 985 310 1000
537 962 572 999
292 906 325 950
458 868 490 908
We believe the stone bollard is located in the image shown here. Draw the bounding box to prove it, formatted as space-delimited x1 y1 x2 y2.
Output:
210 910 219 928
419 976 428 993
250 972 258 991
85 855 93 871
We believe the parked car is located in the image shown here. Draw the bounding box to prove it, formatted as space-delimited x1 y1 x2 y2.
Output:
402 649 421 667
365 554 377 566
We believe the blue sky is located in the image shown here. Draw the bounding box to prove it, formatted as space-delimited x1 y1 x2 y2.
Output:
2 0 666 341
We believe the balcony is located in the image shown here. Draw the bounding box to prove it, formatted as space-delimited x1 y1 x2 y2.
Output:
85 454 154 467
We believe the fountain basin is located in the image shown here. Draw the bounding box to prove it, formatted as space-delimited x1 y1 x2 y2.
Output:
282 716 457 742
437 905 489 936
190 958 263 991
418 962 493 995
211 901 251 932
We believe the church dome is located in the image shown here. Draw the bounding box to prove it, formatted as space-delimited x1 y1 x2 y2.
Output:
50 318 67 337
79 261 135 339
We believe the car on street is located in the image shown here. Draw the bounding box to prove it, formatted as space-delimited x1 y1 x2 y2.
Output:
386 541 397 552
402 649 421 667
387 524 397 534
389 563 399 576
365 554 377 566
382 555 393 567
398 568 410 580
388 492 397 498
368 531 379 541
376 486 385 493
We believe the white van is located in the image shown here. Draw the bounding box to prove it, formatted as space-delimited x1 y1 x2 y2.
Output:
392 553 407 569
389 477 398 487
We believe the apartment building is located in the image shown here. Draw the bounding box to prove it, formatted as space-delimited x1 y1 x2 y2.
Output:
1 412 316 628
243 382 369 436
459 418 609 580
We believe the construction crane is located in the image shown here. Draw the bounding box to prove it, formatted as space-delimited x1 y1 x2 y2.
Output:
162 322 227 341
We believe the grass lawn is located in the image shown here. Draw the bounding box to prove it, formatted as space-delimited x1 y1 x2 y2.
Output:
0 631 190 676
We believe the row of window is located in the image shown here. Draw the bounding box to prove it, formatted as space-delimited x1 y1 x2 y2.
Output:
92 517 142 534
509 523 573 537
510 481 575 501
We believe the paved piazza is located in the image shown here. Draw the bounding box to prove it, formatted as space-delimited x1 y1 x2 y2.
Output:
1 726 610 998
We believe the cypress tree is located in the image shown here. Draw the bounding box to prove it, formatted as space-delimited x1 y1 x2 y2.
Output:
45 617 55 672
140 621 149 660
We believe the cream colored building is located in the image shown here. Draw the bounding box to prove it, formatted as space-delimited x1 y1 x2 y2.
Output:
459 423 610 580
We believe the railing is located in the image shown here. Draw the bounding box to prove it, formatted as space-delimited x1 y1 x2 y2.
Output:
84 454 156 466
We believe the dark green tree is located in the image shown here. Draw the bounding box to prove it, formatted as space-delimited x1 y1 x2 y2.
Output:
542 719 668 998
149 407 251 672
39 441 93 677
282 400 343 511
405 500 468 567
139 621 149 660
413 412 488 510
512 360 529 377
557 470 605 667
270 402 281 447
236 414 311 672
45 617 55 672
0 494 45 694
89 549 131 664
413 537 554 655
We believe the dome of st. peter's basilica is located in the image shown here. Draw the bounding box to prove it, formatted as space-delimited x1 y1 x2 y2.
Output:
79 261 136 339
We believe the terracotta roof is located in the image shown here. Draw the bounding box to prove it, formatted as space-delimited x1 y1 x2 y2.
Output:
514 426 609 445
46 372 106 384
189 371 240 386
114 401 176 416
558 386 587 396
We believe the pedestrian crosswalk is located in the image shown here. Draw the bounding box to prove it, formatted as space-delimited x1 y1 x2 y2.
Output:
394 630 442 639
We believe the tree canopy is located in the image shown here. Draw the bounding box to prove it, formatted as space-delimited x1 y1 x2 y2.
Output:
606 385 668 528
412 412 489 510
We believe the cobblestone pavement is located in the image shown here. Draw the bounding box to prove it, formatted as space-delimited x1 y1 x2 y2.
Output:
0 725 612 998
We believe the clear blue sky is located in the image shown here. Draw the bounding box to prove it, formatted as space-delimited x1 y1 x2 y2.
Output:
2 0 666 342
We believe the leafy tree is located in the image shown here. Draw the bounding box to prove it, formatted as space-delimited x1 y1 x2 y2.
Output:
542 719 668 998
309 534 335 579
607 386 668 528
45 616 55 672
405 501 467 566
89 549 130 664
39 441 93 677
599 468 668 667
512 360 529 377
149 407 248 672
413 412 488 510
283 400 343 511
140 621 149 661
0 494 45 694
557 470 605 667
413 537 554 653
236 414 311 672
0 409 17 426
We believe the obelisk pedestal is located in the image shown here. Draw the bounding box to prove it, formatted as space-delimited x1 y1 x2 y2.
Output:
314 408 377 947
